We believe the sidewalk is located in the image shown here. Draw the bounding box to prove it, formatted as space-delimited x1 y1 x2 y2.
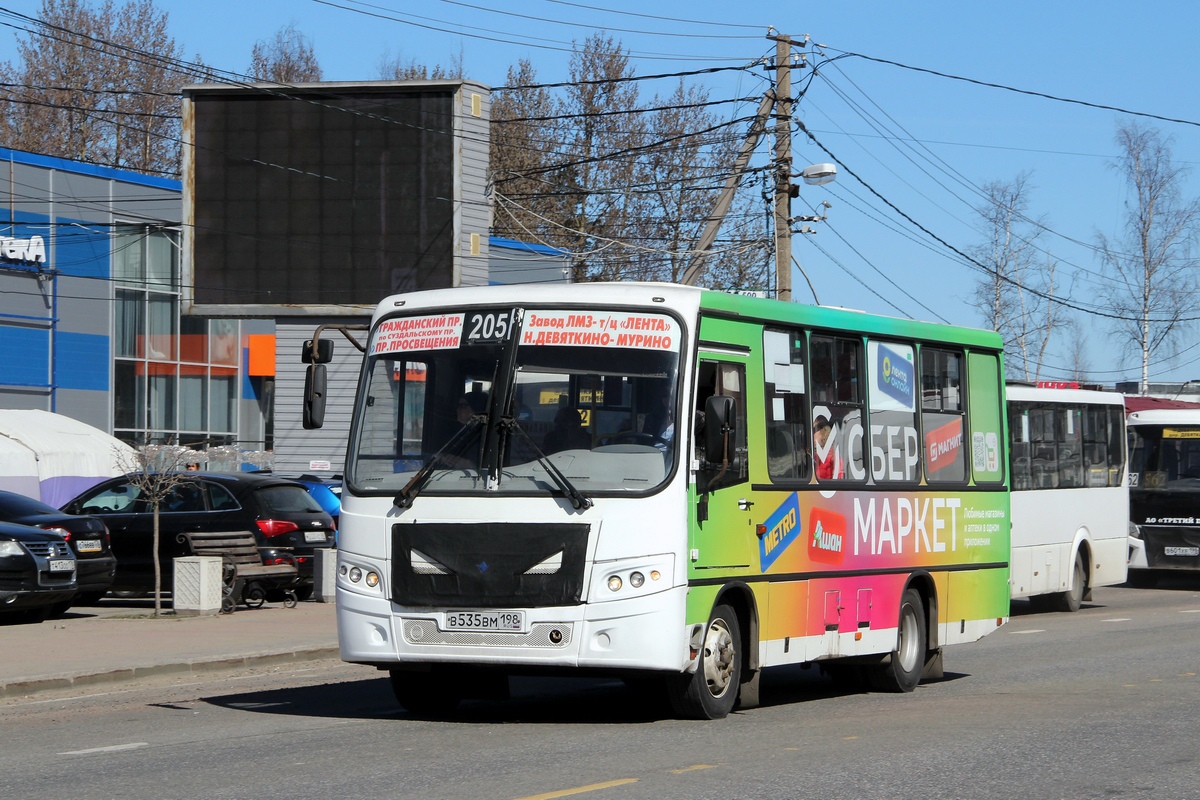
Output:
0 598 340 699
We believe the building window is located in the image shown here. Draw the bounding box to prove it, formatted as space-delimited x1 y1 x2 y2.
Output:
112 224 241 447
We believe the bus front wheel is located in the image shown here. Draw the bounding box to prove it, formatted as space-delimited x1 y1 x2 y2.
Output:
668 603 742 719
868 588 926 693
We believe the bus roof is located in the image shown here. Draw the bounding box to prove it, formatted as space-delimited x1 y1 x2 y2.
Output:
1127 407 1200 425
374 282 1003 350
1005 384 1126 406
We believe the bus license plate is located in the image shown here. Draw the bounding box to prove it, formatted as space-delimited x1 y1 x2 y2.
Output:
49 559 75 572
1164 546 1200 556
77 539 102 553
443 610 524 632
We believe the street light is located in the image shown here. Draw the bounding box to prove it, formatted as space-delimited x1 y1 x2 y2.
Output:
800 163 837 186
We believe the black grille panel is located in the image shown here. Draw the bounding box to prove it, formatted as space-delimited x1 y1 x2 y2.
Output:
392 523 589 608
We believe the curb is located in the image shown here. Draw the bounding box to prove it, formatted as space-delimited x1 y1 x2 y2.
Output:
0 646 341 700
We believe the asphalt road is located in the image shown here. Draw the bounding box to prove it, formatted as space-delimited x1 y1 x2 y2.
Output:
2 579 1199 800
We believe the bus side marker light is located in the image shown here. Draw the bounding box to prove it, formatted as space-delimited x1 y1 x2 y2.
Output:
854 631 862 641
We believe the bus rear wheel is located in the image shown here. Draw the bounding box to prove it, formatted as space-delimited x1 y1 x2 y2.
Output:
1052 550 1087 612
389 668 463 716
668 603 742 719
868 588 926 693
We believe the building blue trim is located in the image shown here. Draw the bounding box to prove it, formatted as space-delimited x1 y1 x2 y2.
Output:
54 331 109 391
0 324 50 386
488 236 568 257
0 147 181 191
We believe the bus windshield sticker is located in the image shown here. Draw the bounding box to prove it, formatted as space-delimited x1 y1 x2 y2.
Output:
1163 428 1200 439
371 314 465 355
520 310 678 350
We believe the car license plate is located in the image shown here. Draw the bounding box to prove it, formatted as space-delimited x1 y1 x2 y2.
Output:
49 559 75 572
1164 546 1200 556
443 610 524 632
304 531 327 543
77 539 102 553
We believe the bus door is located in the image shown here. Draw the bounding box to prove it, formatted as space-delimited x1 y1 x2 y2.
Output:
691 356 756 570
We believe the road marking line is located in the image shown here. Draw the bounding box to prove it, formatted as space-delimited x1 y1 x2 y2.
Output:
669 765 714 774
1179 609 1200 613
1102 618 1132 622
514 778 638 800
60 742 148 756
1010 629 1045 634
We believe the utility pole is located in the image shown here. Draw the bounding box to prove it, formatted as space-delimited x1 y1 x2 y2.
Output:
770 33 795 302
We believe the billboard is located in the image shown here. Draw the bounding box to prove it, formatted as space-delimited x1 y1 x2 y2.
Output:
182 81 491 316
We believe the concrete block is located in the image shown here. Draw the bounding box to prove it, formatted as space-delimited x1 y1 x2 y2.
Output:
315 547 338 603
173 556 223 616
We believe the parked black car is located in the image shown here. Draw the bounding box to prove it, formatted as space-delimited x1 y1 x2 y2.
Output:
61 472 335 600
0 490 115 614
0 521 76 623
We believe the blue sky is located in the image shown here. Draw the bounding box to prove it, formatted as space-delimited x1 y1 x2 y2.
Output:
4 0 1200 386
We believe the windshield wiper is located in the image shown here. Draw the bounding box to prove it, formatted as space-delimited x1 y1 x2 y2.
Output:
503 418 593 510
394 417 484 509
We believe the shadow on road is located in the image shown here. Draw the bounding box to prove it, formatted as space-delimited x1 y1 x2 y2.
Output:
202 660 967 725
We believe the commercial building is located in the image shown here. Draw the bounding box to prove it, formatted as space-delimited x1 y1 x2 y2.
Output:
0 147 273 458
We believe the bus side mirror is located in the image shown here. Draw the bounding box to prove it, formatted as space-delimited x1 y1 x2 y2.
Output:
302 338 333 364
303 364 327 429
704 395 736 465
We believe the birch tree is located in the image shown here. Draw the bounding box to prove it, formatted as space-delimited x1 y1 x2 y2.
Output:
971 173 1063 380
1097 122 1200 394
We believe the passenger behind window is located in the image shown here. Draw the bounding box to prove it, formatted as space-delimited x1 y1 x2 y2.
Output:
543 406 591 454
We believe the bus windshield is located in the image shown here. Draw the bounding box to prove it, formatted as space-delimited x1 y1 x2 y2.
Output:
347 307 682 497
1129 425 1200 490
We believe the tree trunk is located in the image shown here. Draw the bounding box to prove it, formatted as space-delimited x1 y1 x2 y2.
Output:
153 503 162 617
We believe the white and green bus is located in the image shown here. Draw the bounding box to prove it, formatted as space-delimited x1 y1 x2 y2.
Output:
310 282 1011 719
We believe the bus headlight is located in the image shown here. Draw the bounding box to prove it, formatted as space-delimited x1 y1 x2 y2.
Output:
365 571 380 588
349 567 363 583
592 555 674 601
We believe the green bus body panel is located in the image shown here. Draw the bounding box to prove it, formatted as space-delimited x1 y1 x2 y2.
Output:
685 303 1010 640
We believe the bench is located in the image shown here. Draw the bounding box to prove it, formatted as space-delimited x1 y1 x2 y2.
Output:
177 530 299 612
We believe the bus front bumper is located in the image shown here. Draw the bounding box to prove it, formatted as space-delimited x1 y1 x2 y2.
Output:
337 583 691 673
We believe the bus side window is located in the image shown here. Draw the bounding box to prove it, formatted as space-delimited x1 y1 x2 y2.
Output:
696 360 748 492
762 328 810 482
810 335 866 483
923 348 968 484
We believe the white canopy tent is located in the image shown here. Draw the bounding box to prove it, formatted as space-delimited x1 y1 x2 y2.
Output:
0 410 134 507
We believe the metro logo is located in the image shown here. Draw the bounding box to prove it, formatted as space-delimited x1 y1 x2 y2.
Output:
808 507 846 565
759 493 802 572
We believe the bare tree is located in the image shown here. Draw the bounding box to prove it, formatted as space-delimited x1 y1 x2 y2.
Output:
970 173 1063 380
491 58 562 244
1062 319 1091 383
1098 122 1200 394
248 22 322 83
554 33 646 282
0 0 188 175
376 47 464 80
113 444 196 616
